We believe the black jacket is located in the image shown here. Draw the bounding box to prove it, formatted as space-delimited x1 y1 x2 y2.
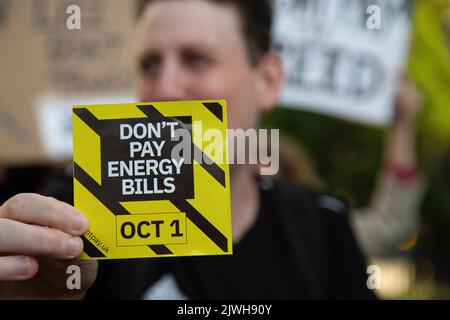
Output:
44 172 376 300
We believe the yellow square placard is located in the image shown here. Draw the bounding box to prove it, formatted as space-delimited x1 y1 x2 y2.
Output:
72 100 232 260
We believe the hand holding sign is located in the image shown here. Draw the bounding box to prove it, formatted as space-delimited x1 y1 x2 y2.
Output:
0 193 97 299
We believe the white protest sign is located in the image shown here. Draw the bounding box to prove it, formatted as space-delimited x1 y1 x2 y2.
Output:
0 0 136 164
35 94 136 161
273 0 412 126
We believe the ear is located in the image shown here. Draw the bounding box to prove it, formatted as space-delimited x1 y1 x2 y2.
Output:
255 53 285 112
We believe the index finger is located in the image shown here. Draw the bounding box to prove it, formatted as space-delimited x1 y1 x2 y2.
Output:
0 193 88 236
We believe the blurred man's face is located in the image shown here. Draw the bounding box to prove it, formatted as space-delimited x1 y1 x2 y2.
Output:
135 0 271 130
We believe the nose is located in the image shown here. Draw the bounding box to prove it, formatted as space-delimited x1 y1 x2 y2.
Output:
149 57 187 102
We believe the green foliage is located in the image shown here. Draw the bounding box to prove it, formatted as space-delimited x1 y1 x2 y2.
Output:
409 0 450 224
261 109 384 207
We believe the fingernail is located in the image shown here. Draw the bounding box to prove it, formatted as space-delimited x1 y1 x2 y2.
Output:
72 210 87 232
66 237 82 258
16 257 31 276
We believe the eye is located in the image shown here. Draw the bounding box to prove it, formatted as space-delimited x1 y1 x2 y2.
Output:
139 54 161 76
182 51 210 70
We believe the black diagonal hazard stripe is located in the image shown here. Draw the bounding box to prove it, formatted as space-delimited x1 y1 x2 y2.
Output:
137 104 226 187
137 104 229 250
202 102 223 122
73 163 128 215
73 108 102 133
193 145 226 188
171 199 228 252
82 236 106 258
148 245 174 255
137 104 164 119
74 163 173 255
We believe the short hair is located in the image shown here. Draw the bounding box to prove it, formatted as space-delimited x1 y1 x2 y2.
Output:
136 0 274 64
